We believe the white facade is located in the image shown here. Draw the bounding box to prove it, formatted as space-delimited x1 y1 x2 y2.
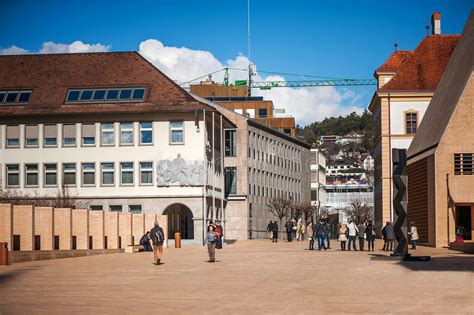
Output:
310 149 326 209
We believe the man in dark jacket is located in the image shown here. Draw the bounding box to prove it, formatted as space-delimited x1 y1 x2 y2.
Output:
314 220 327 250
150 221 165 265
357 222 366 251
267 220 274 240
324 219 332 249
272 221 279 243
285 220 293 242
139 231 152 251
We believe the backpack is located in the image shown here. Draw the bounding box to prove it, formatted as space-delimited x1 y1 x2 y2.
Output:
152 229 164 244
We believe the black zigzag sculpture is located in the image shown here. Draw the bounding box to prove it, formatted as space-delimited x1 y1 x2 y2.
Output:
392 149 408 256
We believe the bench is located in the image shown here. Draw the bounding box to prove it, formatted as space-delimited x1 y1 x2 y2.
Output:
125 245 144 253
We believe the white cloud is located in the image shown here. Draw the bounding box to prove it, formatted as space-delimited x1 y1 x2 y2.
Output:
0 40 110 55
138 39 364 125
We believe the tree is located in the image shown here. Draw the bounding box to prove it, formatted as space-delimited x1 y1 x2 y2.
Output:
343 201 374 224
267 198 292 240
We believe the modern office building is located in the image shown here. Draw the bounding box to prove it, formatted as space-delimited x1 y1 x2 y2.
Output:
0 52 234 243
407 12 474 247
369 12 460 231
190 82 297 136
195 97 311 240
310 149 327 211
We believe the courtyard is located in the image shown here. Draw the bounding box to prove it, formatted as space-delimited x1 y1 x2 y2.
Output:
0 240 473 314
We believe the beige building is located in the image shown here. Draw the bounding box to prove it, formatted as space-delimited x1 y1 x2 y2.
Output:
369 12 460 231
194 96 311 240
310 149 327 211
0 52 233 243
407 12 474 247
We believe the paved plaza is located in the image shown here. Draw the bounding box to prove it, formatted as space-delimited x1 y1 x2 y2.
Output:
0 240 473 314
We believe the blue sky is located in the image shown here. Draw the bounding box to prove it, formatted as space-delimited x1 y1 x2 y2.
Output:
1 0 472 124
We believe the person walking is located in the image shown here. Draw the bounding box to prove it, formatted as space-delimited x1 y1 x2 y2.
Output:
296 218 305 241
215 221 223 249
324 219 332 249
307 221 314 250
139 231 152 251
385 222 395 251
347 220 358 251
206 224 217 263
382 222 388 251
338 224 348 251
272 221 279 243
291 219 297 240
285 220 293 242
314 219 327 251
267 220 274 240
357 221 366 251
150 221 165 265
365 220 376 251
408 222 419 250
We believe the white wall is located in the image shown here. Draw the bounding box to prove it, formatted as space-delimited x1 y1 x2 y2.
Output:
389 100 429 136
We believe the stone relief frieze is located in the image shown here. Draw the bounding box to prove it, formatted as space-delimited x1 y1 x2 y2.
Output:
156 154 205 186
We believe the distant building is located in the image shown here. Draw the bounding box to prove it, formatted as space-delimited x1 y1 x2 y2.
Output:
369 12 460 231
190 82 296 136
197 97 311 240
407 12 474 247
310 149 327 211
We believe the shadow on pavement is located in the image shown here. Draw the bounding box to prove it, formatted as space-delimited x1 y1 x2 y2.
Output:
370 254 474 272
0 267 35 285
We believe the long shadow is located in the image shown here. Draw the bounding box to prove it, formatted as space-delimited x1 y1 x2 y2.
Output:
369 254 474 272
0 267 35 285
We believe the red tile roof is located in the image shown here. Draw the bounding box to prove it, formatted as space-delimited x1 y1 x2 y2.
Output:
0 52 214 117
379 35 460 91
376 50 413 73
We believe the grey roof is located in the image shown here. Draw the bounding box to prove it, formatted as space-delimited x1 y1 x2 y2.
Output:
407 11 474 159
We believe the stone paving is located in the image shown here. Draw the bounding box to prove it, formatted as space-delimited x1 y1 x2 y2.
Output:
0 240 473 314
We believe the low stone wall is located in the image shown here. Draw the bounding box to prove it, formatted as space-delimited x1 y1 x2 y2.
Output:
8 249 124 264
0 203 168 262
449 242 474 254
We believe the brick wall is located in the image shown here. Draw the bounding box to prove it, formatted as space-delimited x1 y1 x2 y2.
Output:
54 208 72 250
119 213 132 248
34 207 53 250
0 204 12 250
13 205 34 251
104 212 119 249
132 214 145 246
72 210 89 250
89 211 104 250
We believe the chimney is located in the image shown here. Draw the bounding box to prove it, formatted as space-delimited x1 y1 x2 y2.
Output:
431 12 441 35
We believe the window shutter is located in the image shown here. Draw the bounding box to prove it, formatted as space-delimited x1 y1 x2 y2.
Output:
25 125 39 138
82 124 96 137
63 124 76 138
6 125 20 138
44 125 57 138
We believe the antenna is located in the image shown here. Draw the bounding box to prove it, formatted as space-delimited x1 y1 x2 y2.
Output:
247 0 252 96
394 42 398 51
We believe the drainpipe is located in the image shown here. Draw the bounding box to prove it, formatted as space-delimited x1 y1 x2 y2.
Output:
203 109 207 246
388 91 393 222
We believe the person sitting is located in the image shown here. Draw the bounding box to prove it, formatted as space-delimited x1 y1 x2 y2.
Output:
139 231 152 251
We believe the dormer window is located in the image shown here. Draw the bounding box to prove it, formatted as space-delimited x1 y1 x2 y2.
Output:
0 90 32 104
66 87 146 103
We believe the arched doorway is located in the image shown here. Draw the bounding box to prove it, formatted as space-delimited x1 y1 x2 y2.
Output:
163 204 194 239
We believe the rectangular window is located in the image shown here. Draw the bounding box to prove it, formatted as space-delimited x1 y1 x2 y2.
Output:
72 236 77 250
6 164 20 187
63 124 76 146
6 125 20 148
63 163 76 186
44 124 57 147
132 88 145 99
101 123 115 146
170 121 184 144
120 122 134 145
129 205 142 214
90 205 103 211
140 162 153 185
140 122 153 145
225 167 237 196
258 108 268 118
54 235 60 250
82 163 95 186
25 125 39 147
225 130 237 157
454 153 473 175
246 108 255 118
110 205 123 212
5 91 18 102
25 164 39 187
120 162 134 185
44 164 57 187
405 112 418 134
13 235 20 251
35 235 41 251
89 236 93 250
283 128 291 135
82 124 96 146
101 163 115 185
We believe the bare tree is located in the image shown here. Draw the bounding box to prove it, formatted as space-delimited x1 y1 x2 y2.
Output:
343 201 373 224
267 198 292 240
0 184 89 209
291 201 314 224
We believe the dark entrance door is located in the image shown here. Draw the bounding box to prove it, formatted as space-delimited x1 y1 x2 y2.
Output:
163 204 194 239
456 206 472 240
